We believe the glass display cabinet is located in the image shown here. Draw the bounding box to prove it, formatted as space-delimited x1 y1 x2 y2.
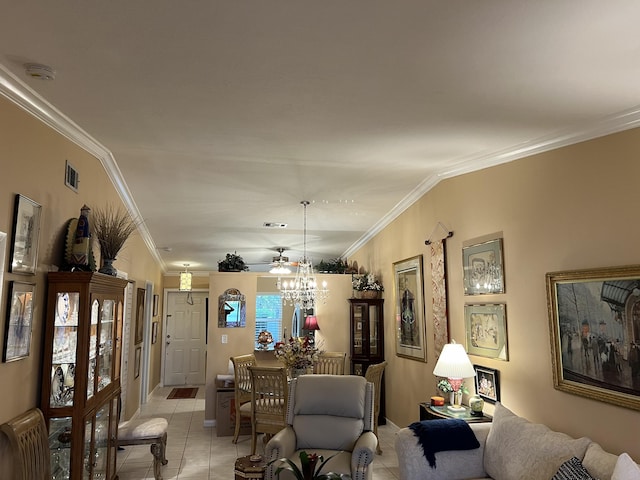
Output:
41 272 127 480
348 298 385 423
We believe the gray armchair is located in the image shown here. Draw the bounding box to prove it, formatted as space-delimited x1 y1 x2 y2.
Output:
264 374 377 480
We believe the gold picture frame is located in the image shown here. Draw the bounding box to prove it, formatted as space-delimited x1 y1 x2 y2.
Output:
546 264 640 411
393 255 426 362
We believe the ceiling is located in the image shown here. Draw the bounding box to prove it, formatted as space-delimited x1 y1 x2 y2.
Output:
2 1 640 273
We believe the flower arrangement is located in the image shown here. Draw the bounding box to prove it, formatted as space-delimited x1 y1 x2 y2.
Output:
274 336 319 369
437 378 469 395
352 272 383 292
269 451 347 480
218 251 249 272
92 205 140 260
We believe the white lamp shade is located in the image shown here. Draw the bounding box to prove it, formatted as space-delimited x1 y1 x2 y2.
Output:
179 271 192 291
433 342 475 379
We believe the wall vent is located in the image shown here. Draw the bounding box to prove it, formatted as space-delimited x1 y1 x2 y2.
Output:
263 222 287 228
65 160 79 192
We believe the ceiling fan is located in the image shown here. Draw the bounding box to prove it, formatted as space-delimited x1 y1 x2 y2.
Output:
269 247 298 273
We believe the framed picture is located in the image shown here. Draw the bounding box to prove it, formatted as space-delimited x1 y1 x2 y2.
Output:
135 288 145 344
546 265 640 411
151 322 158 344
0 231 7 302
463 238 504 295
152 294 159 317
134 346 141 379
464 303 508 360
9 194 42 274
394 255 427 362
3 282 35 362
474 365 500 403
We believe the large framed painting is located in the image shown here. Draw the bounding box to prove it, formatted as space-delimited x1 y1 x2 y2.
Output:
463 238 505 295
9 194 42 275
394 255 427 362
3 282 35 362
464 303 508 360
546 265 640 411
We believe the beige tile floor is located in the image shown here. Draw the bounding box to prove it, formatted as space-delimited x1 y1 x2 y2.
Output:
117 385 400 480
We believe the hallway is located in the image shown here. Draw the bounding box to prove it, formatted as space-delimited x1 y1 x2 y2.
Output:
116 385 400 479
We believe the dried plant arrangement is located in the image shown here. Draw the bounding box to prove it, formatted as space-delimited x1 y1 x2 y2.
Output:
92 205 140 260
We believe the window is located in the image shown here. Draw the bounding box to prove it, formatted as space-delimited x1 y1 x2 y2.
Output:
255 294 283 350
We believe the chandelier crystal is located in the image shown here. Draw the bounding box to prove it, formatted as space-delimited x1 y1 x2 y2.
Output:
279 201 329 310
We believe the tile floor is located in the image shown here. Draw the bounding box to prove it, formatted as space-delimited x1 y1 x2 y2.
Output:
117 385 400 480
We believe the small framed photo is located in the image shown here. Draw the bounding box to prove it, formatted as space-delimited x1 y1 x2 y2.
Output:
9 194 42 275
474 365 500 403
152 294 159 317
3 282 36 362
151 322 158 344
134 346 141 379
465 303 508 360
463 238 505 295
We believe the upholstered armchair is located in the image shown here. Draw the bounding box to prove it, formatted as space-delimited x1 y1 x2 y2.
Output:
264 374 377 480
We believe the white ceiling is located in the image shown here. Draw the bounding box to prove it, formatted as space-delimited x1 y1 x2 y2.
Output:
2 1 640 273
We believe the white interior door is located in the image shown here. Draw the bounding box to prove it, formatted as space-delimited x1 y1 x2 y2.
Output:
164 291 208 386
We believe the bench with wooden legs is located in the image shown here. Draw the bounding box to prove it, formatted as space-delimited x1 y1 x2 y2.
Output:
117 417 169 480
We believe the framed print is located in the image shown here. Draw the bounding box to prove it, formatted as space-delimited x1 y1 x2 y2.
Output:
134 346 141 379
546 265 640 411
465 303 508 360
463 238 504 295
9 194 42 274
394 255 427 362
152 294 159 317
3 282 35 362
474 365 500 403
0 231 6 301
135 288 145 344
151 322 158 344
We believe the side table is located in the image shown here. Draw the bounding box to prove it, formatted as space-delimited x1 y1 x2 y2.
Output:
419 402 492 423
235 454 267 480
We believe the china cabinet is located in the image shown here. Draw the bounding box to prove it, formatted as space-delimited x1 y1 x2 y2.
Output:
348 298 385 423
41 272 127 480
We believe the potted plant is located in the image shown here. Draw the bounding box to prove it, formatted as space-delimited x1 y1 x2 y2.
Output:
316 258 349 274
218 252 249 272
269 451 348 480
351 272 384 299
92 205 140 276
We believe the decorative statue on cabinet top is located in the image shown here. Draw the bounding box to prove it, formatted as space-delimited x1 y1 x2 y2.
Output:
92 205 140 276
63 205 97 272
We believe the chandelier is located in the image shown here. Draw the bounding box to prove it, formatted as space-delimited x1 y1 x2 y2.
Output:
279 201 329 310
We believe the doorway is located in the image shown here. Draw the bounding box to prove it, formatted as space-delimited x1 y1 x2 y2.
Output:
163 290 208 386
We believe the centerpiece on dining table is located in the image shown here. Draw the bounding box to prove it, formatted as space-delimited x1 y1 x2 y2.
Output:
274 336 319 378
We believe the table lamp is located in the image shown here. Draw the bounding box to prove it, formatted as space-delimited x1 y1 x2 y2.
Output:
433 340 475 411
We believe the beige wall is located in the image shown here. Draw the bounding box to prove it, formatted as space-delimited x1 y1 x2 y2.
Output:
350 127 640 459
0 96 164 426
204 272 352 421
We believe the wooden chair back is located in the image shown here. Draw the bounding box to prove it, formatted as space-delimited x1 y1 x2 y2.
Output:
0 408 51 480
365 360 387 453
230 353 256 443
248 365 288 454
313 351 347 375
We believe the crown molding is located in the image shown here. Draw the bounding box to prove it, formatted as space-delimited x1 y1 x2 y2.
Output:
0 63 166 272
344 105 640 258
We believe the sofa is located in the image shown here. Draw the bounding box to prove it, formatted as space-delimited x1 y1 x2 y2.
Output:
396 402 639 480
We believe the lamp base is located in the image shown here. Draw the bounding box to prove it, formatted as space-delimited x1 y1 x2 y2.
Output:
447 405 466 412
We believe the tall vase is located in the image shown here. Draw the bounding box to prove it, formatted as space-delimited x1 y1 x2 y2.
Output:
290 367 306 379
99 258 117 276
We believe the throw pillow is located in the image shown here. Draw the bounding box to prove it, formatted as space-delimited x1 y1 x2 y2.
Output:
612 453 640 480
551 457 597 480
582 442 619 480
484 403 592 480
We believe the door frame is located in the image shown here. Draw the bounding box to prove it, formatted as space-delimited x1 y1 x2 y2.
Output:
161 288 209 387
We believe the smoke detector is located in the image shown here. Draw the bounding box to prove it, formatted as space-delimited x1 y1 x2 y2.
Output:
24 63 55 81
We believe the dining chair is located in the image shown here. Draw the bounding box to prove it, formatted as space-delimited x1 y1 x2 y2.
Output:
365 360 387 454
248 365 289 455
230 353 256 443
313 351 347 375
0 407 50 480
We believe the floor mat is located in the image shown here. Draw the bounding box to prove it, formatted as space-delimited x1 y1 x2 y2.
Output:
167 387 198 399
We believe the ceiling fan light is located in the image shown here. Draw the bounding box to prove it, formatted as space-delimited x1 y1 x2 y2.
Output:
269 265 291 275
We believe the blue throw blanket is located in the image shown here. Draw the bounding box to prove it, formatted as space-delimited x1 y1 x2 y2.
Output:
408 419 480 468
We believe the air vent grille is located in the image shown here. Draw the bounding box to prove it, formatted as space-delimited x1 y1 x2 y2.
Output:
263 222 287 228
65 160 79 192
